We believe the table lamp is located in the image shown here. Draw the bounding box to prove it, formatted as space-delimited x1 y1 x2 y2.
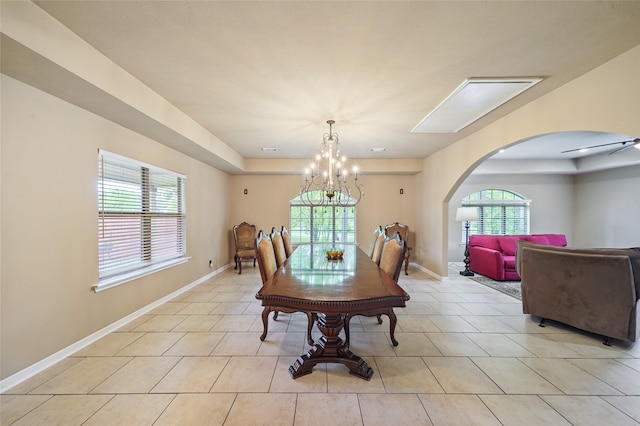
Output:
456 207 479 276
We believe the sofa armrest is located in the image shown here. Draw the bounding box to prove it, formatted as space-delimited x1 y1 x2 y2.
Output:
468 246 505 281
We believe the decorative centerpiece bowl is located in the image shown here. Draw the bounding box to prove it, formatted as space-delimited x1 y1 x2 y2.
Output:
326 249 344 261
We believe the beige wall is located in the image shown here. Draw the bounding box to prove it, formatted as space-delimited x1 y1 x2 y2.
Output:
1 75 231 379
418 44 640 277
573 165 640 248
228 174 418 259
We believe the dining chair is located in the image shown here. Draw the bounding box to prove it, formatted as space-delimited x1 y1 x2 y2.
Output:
344 231 406 347
256 230 314 345
271 227 287 267
281 225 293 258
255 230 277 284
370 228 386 265
233 222 257 274
367 225 383 258
384 222 413 275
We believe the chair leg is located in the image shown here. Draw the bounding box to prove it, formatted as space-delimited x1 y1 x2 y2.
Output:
404 258 409 275
260 307 272 341
376 314 383 324
386 308 399 346
306 312 315 345
253 258 257 267
238 258 243 274
234 255 238 270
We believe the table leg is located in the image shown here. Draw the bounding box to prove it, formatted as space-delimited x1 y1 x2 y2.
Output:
288 312 374 381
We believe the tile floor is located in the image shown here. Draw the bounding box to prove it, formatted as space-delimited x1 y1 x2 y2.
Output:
2 264 640 425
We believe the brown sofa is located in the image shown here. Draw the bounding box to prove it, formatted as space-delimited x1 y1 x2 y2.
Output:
516 240 640 344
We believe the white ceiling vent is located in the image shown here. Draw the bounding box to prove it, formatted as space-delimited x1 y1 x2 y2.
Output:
412 77 542 133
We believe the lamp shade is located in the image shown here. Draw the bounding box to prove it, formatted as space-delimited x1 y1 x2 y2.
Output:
455 207 478 222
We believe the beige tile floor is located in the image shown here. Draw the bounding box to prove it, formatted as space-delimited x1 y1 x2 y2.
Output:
2 264 640 425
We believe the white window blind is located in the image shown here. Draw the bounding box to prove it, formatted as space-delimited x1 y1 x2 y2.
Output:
462 189 530 240
98 150 186 283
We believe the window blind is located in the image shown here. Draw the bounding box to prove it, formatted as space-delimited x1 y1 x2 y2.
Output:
461 189 530 240
98 150 186 280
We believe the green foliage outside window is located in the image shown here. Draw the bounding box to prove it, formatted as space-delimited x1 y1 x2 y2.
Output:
290 190 357 245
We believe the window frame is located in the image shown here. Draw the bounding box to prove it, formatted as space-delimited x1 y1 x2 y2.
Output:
94 149 188 292
461 189 530 240
289 190 358 246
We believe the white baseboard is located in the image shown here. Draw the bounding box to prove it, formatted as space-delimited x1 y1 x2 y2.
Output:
0 264 232 393
410 262 443 280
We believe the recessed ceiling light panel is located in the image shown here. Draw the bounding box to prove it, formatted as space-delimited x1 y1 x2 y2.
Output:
369 147 386 152
412 77 542 133
261 147 278 152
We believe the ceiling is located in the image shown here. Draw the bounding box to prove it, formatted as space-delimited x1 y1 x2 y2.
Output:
11 1 640 171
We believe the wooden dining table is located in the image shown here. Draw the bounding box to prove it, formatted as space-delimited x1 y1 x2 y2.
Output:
255 243 410 380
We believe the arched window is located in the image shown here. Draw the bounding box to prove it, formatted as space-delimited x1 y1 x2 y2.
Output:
289 190 357 245
462 189 530 239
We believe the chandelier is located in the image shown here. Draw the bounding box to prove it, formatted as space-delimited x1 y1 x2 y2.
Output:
300 120 364 207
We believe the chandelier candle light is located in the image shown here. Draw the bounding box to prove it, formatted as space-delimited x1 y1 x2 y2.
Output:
300 120 364 207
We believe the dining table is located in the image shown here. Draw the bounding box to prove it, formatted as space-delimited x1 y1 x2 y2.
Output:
255 243 410 380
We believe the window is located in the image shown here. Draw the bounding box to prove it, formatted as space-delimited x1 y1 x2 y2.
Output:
96 150 186 291
462 189 530 240
289 191 357 245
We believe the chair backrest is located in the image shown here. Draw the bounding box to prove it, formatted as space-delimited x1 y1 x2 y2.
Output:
281 225 293 258
271 227 287 267
371 230 386 265
368 225 383 258
385 222 409 246
379 232 406 282
233 222 256 251
255 230 277 284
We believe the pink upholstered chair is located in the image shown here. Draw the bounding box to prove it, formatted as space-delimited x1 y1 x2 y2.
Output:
345 232 406 347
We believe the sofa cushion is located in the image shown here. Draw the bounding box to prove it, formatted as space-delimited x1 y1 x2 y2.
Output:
498 236 521 256
504 256 517 270
527 235 549 245
539 234 568 247
469 235 500 251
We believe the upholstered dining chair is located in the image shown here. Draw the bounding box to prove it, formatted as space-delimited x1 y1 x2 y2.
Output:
384 222 412 275
367 225 383 258
233 222 257 274
281 225 293 258
370 227 386 265
270 227 287 267
344 232 406 347
256 230 314 345
255 230 277 284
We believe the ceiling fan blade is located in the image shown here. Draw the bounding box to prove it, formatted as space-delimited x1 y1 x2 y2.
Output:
608 138 640 155
561 140 630 153
562 138 640 154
